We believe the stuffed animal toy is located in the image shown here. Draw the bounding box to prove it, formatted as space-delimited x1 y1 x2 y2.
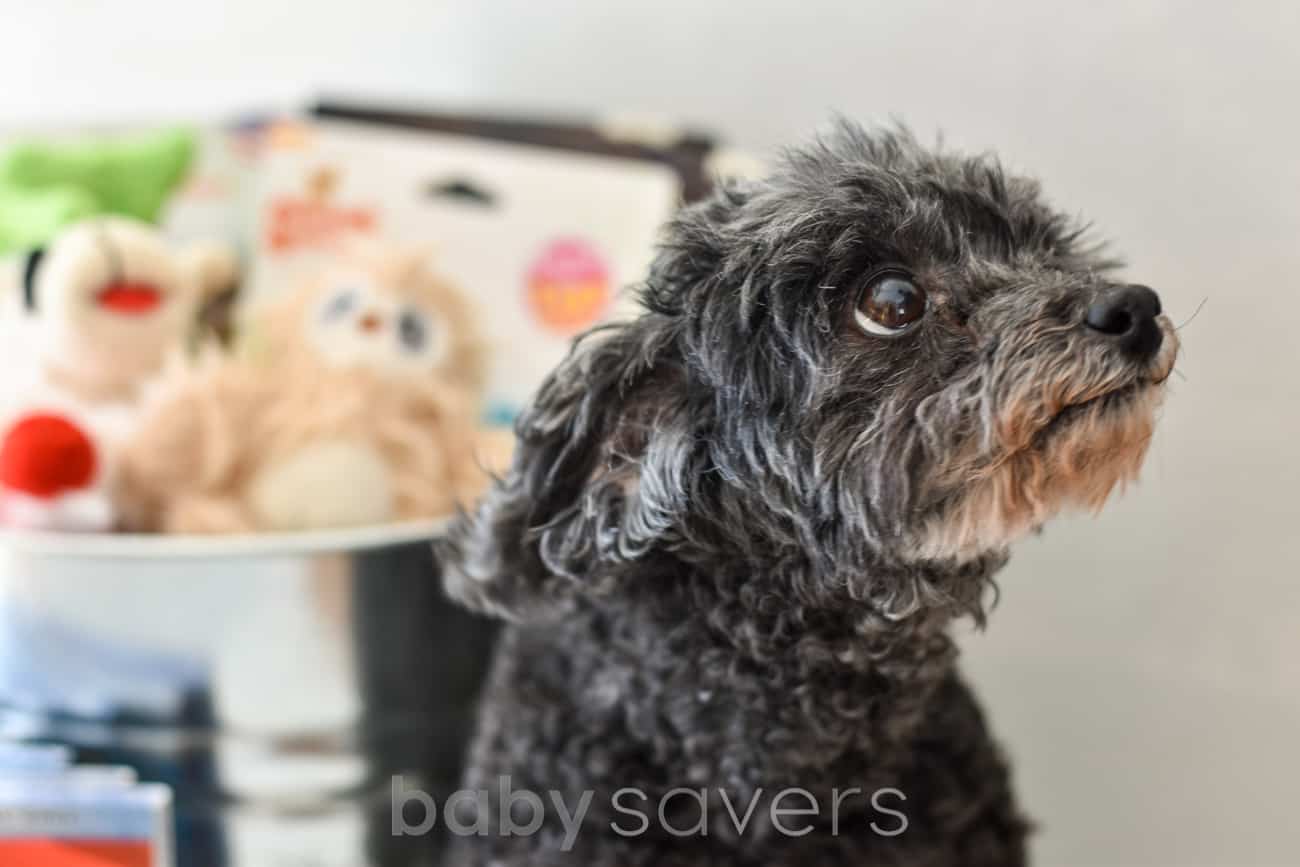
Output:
0 127 195 254
0 216 236 531
118 239 489 534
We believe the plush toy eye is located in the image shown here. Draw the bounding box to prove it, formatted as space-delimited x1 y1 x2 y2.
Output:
322 289 357 321
397 309 429 353
855 272 927 336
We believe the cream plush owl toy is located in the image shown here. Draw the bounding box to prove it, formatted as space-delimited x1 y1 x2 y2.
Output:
0 217 235 531
119 240 490 534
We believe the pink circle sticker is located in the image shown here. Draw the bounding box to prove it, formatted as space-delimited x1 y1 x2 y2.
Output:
526 239 612 334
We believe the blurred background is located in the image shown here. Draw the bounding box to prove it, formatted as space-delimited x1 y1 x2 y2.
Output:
3 1 1297 865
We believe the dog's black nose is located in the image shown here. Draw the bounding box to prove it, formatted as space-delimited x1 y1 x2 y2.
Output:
1084 284 1164 357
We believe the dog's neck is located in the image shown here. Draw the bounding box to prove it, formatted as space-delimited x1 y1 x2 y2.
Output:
706 549 997 654
610 548 1006 767
657 542 1005 629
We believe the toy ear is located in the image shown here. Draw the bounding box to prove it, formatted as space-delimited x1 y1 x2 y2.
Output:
21 247 45 312
178 241 239 301
440 320 692 622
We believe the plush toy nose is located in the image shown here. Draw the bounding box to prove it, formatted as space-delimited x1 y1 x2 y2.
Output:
1084 284 1164 358
359 312 384 333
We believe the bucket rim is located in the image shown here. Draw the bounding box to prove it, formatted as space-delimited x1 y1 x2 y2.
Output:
0 519 449 560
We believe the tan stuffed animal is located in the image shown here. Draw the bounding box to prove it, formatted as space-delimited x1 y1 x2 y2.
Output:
119 240 490 534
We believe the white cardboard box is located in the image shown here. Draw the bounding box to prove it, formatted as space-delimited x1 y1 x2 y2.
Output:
244 119 684 424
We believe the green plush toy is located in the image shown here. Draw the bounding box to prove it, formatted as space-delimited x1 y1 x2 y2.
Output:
0 128 195 254
0 184 98 253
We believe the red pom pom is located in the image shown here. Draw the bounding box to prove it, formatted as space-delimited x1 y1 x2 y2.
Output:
0 413 99 498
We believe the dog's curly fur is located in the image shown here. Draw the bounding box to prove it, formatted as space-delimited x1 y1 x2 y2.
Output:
439 122 1177 866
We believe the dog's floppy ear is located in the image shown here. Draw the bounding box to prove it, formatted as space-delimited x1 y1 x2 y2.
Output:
441 183 759 622
441 317 693 621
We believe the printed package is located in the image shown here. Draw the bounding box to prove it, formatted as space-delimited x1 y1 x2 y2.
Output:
0 743 70 772
0 744 174 867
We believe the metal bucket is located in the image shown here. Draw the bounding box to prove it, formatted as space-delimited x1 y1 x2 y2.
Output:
0 522 500 867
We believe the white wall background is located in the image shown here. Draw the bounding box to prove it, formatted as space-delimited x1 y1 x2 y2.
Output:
4 2 1298 865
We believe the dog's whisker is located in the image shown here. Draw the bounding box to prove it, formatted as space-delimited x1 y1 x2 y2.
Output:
1175 296 1208 331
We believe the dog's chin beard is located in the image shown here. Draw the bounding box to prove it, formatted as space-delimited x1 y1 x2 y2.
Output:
909 377 1167 563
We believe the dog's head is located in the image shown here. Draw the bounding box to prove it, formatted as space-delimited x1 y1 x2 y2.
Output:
444 123 1177 620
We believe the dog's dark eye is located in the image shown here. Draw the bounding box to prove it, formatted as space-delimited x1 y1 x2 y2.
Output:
855 273 927 336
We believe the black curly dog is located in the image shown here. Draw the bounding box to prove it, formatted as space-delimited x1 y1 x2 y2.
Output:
441 123 1178 866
